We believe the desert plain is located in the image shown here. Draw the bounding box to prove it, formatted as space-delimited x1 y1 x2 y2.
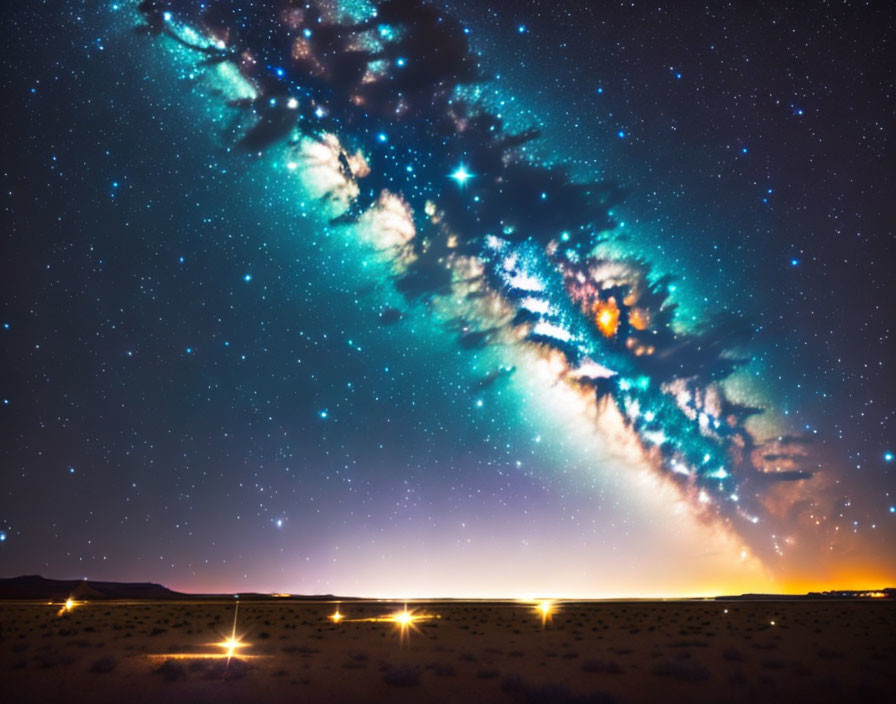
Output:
1 598 894 703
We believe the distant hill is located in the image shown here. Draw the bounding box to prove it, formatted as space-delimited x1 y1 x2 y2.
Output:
0 575 186 600
0 575 348 601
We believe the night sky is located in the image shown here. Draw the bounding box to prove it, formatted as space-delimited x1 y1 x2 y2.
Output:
2 0 893 597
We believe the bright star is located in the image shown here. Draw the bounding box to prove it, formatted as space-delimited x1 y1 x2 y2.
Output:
450 165 472 185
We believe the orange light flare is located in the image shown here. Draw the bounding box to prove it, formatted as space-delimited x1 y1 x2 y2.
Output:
214 601 249 661
334 605 439 642
149 602 268 663
592 298 620 338
216 635 249 659
332 605 427 642
56 597 81 616
389 605 422 643
535 599 556 628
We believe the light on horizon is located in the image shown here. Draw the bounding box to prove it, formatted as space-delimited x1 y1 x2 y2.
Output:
57 597 81 616
536 599 554 627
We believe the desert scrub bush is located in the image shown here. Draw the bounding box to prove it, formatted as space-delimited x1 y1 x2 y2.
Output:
651 659 709 681
153 659 187 681
89 656 117 673
501 674 620 704
581 659 624 674
382 664 420 686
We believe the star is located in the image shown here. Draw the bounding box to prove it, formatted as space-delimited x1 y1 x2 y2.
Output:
450 165 473 185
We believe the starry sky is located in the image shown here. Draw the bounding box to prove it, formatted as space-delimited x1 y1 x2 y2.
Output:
1 0 894 597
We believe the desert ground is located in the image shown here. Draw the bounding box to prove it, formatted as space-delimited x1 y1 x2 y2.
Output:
1 599 893 703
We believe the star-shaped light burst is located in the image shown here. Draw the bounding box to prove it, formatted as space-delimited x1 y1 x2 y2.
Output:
217 635 248 659
388 605 423 643
215 601 249 660
330 608 344 624
56 597 81 616
449 164 473 186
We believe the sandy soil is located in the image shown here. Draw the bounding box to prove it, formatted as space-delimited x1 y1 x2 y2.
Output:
1 599 893 703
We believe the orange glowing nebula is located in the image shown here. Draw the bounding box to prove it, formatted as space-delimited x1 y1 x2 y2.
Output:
593 298 620 337
628 307 649 331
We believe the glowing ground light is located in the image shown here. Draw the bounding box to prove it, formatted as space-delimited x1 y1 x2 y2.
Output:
536 599 555 627
389 606 419 642
57 597 81 616
216 601 248 660
217 636 248 659
392 609 415 627
335 605 437 641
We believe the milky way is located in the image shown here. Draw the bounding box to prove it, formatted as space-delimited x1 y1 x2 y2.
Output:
2 0 893 596
135 0 816 556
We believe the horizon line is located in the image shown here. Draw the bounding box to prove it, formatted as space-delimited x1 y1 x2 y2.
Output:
3 575 893 601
